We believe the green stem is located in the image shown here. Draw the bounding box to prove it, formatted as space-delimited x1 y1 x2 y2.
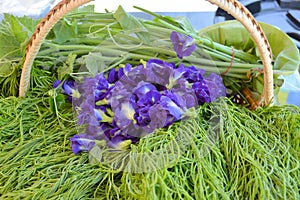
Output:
181 56 263 69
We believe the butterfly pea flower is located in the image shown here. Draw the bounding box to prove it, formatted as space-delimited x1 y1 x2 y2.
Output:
192 81 211 104
70 134 96 155
170 31 196 59
94 107 113 123
167 63 188 89
146 103 169 133
136 90 161 107
205 73 227 102
117 63 132 79
145 59 174 86
78 73 110 102
53 79 80 101
120 64 146 87
183 66 205 83
53 80 61 88
113 102 136 130
159 96 185 120
163 87 198 110
133 81 157 100
134 106 151 127
108 68 118 84
77 103 97 126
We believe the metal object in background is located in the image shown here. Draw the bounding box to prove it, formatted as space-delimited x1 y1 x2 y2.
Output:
277 0 300 9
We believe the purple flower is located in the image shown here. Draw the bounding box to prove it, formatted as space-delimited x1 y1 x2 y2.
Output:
145 59 174 86
134 106 151 127
119 63 132 77
70 134 96 155
170 31 196 59
77 73 110 103
163 87 197 110
62 80 76 96
108 68 118 84
205 73 227 102
136 90 161 107
192 81 211 104
113 102 136 130
120 64 146 87
183 65 205 83
53 79 80 101
77 96 99 126
148 103 169 131
159 96 184 120
133 81 157 100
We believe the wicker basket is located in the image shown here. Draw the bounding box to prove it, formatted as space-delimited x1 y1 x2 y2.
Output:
19 0 274 106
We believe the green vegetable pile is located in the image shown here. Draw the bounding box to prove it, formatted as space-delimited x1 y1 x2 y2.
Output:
0 5 299 199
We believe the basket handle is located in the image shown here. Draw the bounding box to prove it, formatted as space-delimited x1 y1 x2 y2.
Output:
19 0 274 106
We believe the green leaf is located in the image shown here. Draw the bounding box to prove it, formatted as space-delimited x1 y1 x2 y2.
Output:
85 52 106 76
53 18 76 44
113 6 150 44
58 54 76 80
0 59 16 77
0 14 37 58
199 21 300 74
170 16 196 35
49 94 66 113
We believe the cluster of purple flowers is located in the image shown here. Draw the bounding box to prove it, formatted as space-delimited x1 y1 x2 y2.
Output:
53 32 226 154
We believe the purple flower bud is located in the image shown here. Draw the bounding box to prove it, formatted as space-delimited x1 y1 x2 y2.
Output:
62 80 75 96
53 80 61 88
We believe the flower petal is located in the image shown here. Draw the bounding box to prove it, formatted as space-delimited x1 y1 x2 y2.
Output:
70 134 96 154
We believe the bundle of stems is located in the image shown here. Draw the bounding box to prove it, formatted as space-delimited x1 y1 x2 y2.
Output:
36 6 261 79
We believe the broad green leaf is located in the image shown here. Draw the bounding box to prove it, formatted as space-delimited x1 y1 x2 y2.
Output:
49 94 66 113
113 6 150 44
199 21 299 74
53 18 76 44
85 52 106 76
199 20 300 94
172 16 196 35
0 14 37 58
0 59 16 77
